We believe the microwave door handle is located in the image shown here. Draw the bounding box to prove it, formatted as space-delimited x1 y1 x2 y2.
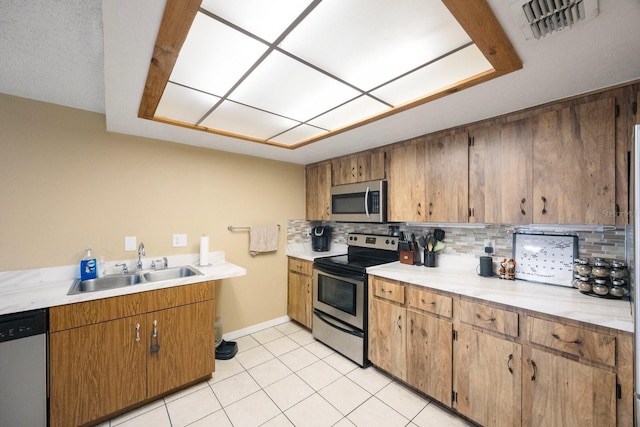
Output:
365 186 370 218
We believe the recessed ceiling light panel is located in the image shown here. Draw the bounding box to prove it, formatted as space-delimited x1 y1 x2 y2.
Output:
169 12 267 96
228 50 361 122
279 0 472 91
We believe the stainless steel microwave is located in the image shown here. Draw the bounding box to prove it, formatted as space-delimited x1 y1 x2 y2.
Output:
330 180 387 223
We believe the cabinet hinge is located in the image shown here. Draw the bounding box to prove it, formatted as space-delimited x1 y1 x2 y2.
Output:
632 101 637 115
616 383 622 399
615 104 620 117
452 390 458 403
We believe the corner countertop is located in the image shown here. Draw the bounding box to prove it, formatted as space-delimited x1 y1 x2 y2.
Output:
0 251 246 316
367 255 633 334
286 243 348 261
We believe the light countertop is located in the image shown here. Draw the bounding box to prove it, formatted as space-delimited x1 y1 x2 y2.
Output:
286 243 348 261
368 255 633 333
0 251 246 315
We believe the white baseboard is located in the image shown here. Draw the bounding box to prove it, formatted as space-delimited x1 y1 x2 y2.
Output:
222 315 292 341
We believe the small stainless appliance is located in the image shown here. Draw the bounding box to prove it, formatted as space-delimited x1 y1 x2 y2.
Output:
330 180 387 223
311 226 332 252
0 308 48 427
313 233 399 366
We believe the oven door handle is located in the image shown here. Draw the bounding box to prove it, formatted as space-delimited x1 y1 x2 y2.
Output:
313 265 365 282
314 310 363 337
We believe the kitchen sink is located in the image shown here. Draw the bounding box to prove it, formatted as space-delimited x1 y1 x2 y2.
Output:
68 274 142 295
67 265 203 294
142 266 202 282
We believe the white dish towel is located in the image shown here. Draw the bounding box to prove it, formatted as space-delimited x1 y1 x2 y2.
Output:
249 226 279 256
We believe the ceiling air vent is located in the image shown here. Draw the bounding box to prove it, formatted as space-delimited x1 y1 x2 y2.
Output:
510 0 599 40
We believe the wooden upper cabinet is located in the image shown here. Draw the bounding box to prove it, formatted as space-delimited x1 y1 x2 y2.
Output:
424 130 469 223
305 161 331 221
332 150 386 186
332 155 358 185
388 139 426 222
532 97 616 224
469 118 533 224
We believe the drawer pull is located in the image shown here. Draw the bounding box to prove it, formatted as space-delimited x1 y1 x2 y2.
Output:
551 333 582 345
421 298 435 305
476 313 496 322
507 354 513 374
528 360 537 381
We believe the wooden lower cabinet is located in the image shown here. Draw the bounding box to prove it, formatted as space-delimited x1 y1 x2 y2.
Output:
368 294 407 380
367 275 632 427
407 309 452 404
49 282 215 427
49 315 147 427
147 301 215 397
287 257 312 329
522 346 616 427
454 325 521 426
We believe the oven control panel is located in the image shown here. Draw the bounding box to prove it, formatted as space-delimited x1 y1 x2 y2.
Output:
347 233 398 251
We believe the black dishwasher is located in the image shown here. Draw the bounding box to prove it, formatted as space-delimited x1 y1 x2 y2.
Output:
0 308 48 427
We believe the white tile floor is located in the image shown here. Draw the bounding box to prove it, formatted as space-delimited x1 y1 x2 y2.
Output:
101 321 474 427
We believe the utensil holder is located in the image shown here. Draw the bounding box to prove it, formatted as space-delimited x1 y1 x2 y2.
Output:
425 251 437 268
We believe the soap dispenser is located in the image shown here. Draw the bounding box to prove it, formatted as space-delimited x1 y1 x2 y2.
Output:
80 246 97 280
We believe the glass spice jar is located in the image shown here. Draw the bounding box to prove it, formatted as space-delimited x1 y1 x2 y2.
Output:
609 285 627 298
592 278 609 296
577 276 593 293
591 258 610 278
575 259 592 276
610 261 629 279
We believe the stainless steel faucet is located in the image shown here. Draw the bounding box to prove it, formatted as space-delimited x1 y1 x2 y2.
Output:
136 242 145 272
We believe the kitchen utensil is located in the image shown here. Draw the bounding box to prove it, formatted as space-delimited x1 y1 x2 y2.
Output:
434 241 445 252
434 228 445 241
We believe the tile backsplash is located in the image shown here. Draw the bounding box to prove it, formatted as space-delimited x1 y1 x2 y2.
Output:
287 220 626 261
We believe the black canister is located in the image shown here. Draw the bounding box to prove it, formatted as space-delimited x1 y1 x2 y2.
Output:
478 256 493 277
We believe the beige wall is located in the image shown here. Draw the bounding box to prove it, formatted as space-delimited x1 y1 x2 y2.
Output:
0 94 305 333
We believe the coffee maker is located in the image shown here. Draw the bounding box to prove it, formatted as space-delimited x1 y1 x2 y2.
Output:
311 226 332 252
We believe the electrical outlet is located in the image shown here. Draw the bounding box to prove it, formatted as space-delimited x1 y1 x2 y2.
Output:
172 234 187 247
483 239 496 254
125 236 136 251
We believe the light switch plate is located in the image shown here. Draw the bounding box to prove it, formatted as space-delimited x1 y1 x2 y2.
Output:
173 234 187 247
125 236 136 251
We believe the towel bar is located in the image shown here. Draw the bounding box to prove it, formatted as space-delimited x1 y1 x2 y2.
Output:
227 224 280 232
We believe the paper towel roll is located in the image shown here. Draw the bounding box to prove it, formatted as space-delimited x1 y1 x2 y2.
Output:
200 235 209 266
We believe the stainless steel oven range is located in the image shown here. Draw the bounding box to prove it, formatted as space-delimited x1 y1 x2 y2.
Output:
312 233 398 366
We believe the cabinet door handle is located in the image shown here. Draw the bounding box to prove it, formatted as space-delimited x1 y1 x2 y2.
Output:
475 313 496 322
150 320 160 353
507 354 513 374
135 323 140 342
541 196 547 215
528 360 537 381
397 315 402 330
428 202 433 216
520 198 526 216
410 318 414 334
417 202 422 216
551 333 582 345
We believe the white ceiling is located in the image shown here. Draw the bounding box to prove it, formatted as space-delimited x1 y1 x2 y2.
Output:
1 0 639 165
